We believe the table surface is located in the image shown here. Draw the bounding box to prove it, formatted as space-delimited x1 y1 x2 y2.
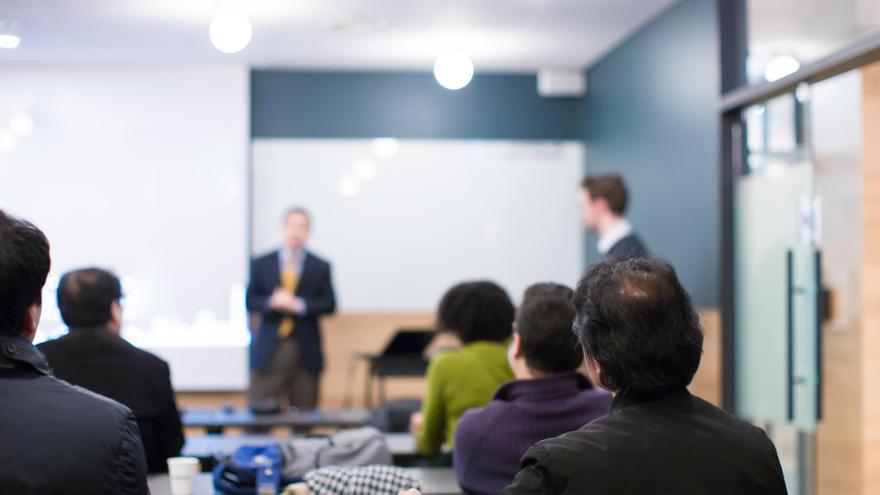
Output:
182 432 418 458
182 409 373 429
148 468 460 495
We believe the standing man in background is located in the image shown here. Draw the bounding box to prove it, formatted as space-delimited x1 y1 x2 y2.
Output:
247 207 336 410
579 174 649 260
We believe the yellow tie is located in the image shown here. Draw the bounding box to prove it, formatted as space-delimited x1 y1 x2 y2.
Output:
277 259 300 338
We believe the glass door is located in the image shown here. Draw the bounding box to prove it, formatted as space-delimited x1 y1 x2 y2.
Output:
734 87 823 495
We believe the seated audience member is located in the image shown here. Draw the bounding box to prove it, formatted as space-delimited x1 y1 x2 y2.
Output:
0 210 148 494
453 283 612 495
39 268 185 473
410 281 515 456
501 258 787 494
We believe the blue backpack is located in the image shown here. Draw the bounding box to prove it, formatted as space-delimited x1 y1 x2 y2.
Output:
212 444 302 494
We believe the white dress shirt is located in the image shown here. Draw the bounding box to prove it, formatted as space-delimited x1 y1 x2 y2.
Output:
597 219 633 255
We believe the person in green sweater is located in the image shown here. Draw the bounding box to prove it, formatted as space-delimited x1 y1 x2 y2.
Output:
409 281 515 456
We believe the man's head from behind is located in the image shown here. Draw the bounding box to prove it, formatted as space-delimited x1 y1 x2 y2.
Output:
0 210 51 341
509 283 583 378
57 268 123 332
572 258 703 397
579 174 628 232
282 207 311 252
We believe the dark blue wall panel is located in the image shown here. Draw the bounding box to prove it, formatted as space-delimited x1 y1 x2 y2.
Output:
251 71 580 140
581 0 720 307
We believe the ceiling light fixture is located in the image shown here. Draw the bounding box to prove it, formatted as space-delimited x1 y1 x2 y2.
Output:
0 16 20 49
209 5 252 54
434 51 474 90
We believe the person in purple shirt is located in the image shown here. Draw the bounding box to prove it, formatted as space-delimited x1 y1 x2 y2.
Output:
452 282 612 495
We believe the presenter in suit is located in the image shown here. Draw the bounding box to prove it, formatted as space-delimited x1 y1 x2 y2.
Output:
579 174 649 260
247 207 336 409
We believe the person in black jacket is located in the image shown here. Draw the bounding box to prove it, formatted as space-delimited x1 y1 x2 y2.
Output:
399 258 786 495
502 258 787 494
38 267 185 473
0 210 148 494
247 207 336 409
579 174 649 260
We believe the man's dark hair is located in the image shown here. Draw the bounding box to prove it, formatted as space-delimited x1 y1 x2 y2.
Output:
581 174 629 215
516 283 583 374
572 258 703 397
57 268 123 329
0 210 51 336
437 281 514 344
282 206 311 224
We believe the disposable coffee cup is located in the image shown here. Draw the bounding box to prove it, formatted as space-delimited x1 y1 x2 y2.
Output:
167 457 200 495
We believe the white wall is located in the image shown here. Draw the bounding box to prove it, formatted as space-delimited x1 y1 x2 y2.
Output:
0 65 250 389
252 139 585 311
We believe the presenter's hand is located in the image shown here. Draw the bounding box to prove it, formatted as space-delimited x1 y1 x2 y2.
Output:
268 288 286 310
270 288 299 313
398 490 422 495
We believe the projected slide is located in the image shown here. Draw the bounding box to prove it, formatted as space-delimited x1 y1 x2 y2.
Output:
0 66 250 351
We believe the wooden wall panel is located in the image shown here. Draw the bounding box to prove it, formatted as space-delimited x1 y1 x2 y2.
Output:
861 62 880 495
815 118 864 495
178 308 723 410
319 312 436 409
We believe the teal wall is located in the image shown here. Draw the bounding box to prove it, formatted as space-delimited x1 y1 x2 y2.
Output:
251 71 581 140
581 0 720 307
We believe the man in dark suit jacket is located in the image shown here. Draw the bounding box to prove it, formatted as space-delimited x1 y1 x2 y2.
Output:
0 210 148 494
579 174 649 260
38 267 184 474
247 207 336 409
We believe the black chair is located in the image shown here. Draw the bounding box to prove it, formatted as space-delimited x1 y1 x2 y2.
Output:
346 329 433 408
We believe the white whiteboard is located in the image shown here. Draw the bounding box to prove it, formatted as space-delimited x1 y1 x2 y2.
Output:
251 138 585 311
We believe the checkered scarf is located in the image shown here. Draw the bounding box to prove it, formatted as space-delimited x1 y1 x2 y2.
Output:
303 465 420 495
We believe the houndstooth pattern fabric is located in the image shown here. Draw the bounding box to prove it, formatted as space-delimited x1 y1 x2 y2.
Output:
304 465 420 495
